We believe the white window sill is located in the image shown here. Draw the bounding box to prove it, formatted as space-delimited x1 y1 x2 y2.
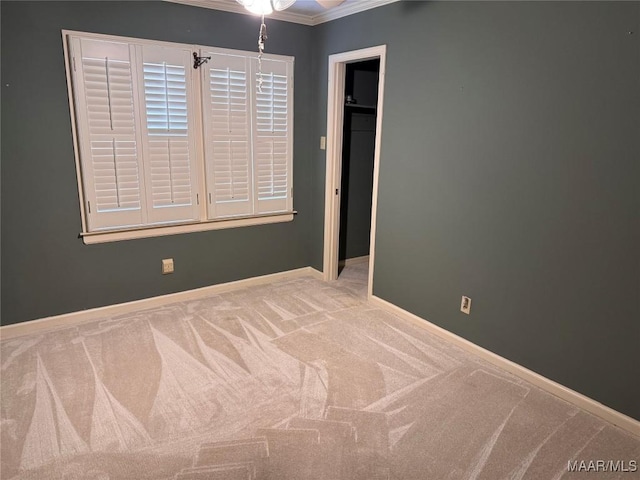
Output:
81 212 295 244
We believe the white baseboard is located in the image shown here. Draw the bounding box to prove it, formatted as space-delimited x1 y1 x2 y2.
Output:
0 267 323 341
340 255 370 266
3 268 637 437
369 295 640 437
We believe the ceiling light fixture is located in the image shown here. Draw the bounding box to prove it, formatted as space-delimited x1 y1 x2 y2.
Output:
234 0 345 90
235 0 295 92
235 0 296 15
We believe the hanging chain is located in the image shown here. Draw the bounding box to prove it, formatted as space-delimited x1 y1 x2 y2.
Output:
258 14 267 93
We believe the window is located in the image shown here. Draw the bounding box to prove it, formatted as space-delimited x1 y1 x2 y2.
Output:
64 31 294 243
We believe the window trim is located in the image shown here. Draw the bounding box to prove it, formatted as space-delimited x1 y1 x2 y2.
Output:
61 30 295 244
80 212 295 244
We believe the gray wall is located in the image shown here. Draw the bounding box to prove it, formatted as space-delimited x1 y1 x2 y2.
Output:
311 1 640 420
1 1 314 325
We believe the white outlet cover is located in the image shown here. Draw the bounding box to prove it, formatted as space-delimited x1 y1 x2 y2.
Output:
162 258 174 274
461 296 471 314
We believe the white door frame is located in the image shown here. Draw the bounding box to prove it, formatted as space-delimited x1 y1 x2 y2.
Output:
323 45 387 298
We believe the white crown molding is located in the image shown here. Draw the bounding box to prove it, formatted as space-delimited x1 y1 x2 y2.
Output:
309 0 399 25
165 0 400 26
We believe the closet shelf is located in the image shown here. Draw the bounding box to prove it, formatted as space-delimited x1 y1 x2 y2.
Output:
345 103 376 110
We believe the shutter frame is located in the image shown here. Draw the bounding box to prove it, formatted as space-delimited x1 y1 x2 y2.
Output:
66 32 294 237
70 36 147 231
202 51 254 219
251 57 293 214
136 43 200 225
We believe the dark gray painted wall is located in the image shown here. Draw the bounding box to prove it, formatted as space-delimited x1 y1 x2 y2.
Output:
1 1 314 325
311 2 640 420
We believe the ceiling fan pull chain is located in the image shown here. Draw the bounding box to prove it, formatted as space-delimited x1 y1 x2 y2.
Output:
258 14 267 93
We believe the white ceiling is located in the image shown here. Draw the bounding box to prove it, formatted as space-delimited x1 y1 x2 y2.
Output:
167 0 400 26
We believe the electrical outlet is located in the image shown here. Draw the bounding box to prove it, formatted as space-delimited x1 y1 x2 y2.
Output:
162 258 174 274
460 296 471 315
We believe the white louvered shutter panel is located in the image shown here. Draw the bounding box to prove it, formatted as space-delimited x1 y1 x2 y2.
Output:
251 57 293 214
137 44 200 225
70 37 146 231
201 52 253 218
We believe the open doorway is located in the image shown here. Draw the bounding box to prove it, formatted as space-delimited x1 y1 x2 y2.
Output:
338 59 380 273
323 46 386 299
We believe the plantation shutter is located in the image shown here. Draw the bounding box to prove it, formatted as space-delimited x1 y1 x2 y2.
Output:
251 57 293 214
68 32 295 238
201 51 253 218
137 44 200 224
69 37 145 231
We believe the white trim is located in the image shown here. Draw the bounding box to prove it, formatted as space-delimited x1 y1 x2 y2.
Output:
193 45 209 223
309 0 398 25
323 56 346 282
62 32 89 235
63 30 295 242
367 50 386 299
165 0 400 26
82 212 294 244
3 261 637 436
323 45 386 296
369 294 640 437
0 267 323 341
339 255 369 266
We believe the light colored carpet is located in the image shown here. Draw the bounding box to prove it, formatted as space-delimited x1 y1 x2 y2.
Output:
1 263 638 479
